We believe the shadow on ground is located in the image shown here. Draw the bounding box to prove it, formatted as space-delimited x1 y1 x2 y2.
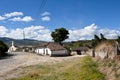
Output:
0 53 16 60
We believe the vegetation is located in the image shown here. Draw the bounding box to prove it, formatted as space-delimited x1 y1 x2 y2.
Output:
92 33 107 48
10 56 105 80
64 33 107 49
100 33 107 41
51 28 69 44
64 40 92 50
78 56 105 80
96 59 120 80
0 40 8 56
117 36 120 43
0 37 46 47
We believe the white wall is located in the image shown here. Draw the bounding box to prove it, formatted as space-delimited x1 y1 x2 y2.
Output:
35 48 51 56
8 46 17 52
35 48 68 56
52 50 68 56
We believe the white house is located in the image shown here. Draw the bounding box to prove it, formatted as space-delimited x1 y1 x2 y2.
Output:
8 41 18 52
35 43 68 56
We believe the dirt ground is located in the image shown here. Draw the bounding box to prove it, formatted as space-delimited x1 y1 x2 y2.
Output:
0 52 85 80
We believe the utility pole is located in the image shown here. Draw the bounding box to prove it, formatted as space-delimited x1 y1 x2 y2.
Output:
23 29 26 52
23 29 25 40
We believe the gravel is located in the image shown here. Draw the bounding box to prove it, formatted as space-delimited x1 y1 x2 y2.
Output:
0 52 85 80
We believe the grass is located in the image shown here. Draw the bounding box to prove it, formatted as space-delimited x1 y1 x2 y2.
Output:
10 56 105 80
97 59 120 80
78 56 105 80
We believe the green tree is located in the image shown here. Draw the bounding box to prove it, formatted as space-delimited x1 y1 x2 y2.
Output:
117 36 120 43
91 34 100 48
94 34 101 43
51 28 69 44
0 41 8 56
91 33 107 48
91 39 96 48
100 33 106 40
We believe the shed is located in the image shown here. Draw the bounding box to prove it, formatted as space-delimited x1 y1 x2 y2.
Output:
70 47 89 55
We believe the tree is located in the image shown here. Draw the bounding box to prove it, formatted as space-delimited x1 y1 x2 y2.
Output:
0 40 8 56
91 33 107 48
117 36 120 43
91 34 100 48
94 34 101 43
51 28 69 44
100 33 106 40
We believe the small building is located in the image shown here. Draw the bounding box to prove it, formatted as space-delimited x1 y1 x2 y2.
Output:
35 43 68 56
17 46 35 52
70 47 89 55
8 41 18 52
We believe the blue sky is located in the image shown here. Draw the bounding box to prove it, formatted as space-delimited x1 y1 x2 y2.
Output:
0 0 120 41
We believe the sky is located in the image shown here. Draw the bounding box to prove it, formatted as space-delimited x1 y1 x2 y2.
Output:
0 0 120 41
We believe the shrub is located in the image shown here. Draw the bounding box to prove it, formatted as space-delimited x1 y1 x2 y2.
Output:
79 56 105 80
0 40 8 56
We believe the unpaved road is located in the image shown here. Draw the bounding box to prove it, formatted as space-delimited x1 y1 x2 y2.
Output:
0 52 85 80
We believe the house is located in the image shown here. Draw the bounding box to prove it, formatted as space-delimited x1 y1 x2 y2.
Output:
70 47 89 55
35 43 68 56
17 46 35 52
8 41 18 52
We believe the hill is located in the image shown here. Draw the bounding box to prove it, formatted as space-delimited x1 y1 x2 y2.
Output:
0 37 47 47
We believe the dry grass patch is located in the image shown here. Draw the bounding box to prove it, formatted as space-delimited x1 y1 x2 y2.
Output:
10 56 105 80
96 58 120 80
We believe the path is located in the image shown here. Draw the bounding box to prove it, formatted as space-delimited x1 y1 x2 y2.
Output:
0 52 85 80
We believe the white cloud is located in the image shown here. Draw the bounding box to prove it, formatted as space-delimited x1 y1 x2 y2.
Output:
9 16 34 22
67 24 120 41
4 12 23 18
0 26 8 37
0 12 34 22
0 25 52 41
22 16 34 22
41 16 50 21
0 16 6 20
68 24 97 41
0 23 120 41
98 29 120 39
41 11 51 22
41 11 50 16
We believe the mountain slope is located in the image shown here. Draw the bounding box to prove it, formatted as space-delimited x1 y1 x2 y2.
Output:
0 37 47 47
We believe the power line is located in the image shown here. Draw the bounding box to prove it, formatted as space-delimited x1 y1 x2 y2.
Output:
35 0 47 23
39 0 47 13
23 0 47 41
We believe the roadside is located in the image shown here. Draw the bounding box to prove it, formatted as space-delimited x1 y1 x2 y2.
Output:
95 58 120 80
0 52 85 80
9 56 105 80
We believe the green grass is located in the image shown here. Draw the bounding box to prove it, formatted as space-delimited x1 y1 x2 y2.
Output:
10 56 105 80
78 56 105 80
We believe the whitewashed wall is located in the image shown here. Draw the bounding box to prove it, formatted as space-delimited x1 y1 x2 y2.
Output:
35 48 68 56
51 50 68 56
35 48 51 56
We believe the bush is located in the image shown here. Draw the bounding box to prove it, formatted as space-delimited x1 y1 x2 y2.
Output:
79 56 105 80
0 40 8 56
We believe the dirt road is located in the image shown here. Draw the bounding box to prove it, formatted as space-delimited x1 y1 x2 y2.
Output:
0 52 85 80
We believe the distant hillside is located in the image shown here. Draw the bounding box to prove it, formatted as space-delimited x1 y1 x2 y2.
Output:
64 40 92 49
0 37 47 47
